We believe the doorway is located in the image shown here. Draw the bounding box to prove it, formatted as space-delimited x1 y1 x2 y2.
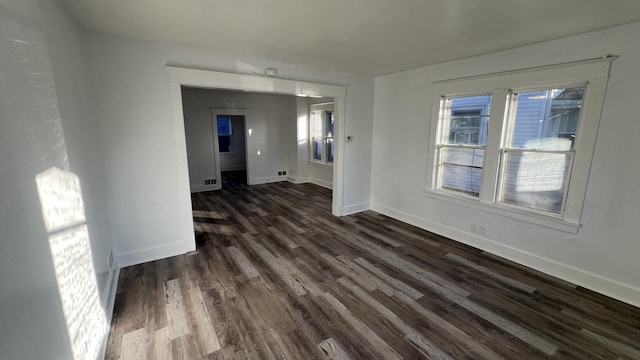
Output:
168 67 347 253
213 114 248 187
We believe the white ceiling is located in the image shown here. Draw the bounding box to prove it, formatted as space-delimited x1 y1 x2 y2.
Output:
60 0 640 76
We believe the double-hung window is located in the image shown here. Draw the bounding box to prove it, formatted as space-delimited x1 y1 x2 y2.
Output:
426 58 613 232
310 102 334 164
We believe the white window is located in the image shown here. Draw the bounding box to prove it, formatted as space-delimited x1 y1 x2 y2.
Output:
426 58 613 232
309 102 334 164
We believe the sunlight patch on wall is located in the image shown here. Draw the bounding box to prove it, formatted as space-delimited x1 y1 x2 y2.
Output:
297 114 308 146
36 167 107 360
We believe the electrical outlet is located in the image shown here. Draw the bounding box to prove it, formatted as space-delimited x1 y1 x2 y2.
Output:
283 170 287 175
479 225 487 236
470 224 478 233
278 171 283 176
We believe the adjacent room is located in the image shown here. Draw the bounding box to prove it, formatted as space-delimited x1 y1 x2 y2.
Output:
2 0 640 359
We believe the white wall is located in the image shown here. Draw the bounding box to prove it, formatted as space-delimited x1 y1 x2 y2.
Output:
182 87 295 190
371 21 640 306
84 32 375 266
0 0 114 358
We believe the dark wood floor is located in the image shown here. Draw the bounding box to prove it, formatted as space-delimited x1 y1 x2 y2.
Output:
105 179 640 359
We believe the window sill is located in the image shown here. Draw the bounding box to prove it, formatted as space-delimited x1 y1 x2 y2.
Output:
309 160 333 167
423 189 580 233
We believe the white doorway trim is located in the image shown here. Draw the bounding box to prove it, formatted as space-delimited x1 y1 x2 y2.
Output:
167 66 348 251
211 111 250 186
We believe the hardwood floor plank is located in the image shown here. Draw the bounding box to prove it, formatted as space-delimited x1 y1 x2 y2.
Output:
188 286 222 356
353 257 423 300
580 328 640 359
164 279 192 339
446 252 537 293
317 337 352 360
226 246 261 279
105 178 640 360
150 327 172 360
336 276 453 360
321 292 403 360
121 327 147 360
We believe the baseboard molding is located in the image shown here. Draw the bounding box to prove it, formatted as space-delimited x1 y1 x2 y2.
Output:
250 175 287 185
98 266 120 360
190 184 221 193
115 240 192 268
371 202 640 308
286 176 310 184
341 202 370 215
309 177 333 189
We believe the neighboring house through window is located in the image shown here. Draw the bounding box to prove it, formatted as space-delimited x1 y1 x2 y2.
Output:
426 58 613 232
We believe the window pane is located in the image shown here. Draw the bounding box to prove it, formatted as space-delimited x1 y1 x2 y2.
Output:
312 137 322 160
501 151 571 214
442 95 491 146
509 87 584 150
217 116 232 136
441 165 482 196
442 147 484 168
326 111 334 137
327 138 334 163
440 148 484 196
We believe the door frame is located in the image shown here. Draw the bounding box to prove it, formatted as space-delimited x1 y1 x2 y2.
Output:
212 112 250 186
167 67 347 252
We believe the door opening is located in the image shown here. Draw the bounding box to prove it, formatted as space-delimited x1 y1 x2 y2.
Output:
213 114 248 187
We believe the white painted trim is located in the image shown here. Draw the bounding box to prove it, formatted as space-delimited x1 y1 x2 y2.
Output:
98 267 120 360
423 189 580 233
370 202 640 308
310 177 333 190
190 184 221 193
250 175 288 185
332 97 346 216
115 241 193 268
169 82 197 259
168 67 346 98
211 109 250 187
342 202 370 215
287 176 310 184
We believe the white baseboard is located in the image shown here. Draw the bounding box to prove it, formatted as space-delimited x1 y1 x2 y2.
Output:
115 240 192 268
309 177 333 189
371 202 640 308
98 266 120 360
341 202 370 215
250 175 287 185
190 184 221 193
287 176 310 184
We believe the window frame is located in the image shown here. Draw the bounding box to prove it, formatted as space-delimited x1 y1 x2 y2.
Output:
425 58 613 233
435 93 493 198
309 102 335 166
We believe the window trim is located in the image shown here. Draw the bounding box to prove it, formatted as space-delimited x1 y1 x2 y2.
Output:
425 57 614 232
